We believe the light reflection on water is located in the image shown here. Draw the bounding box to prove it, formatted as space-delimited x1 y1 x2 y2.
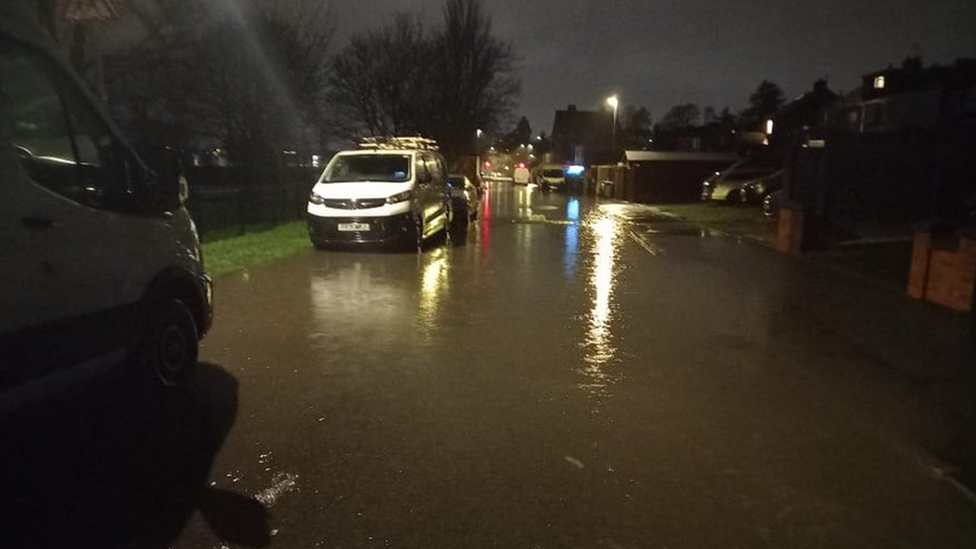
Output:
308 261 414 354
564 197 580 277
307 249 451 353
419 247 449 342
578 212 622 402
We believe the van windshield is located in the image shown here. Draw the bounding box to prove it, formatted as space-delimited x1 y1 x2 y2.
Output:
543 169 563 178
322 155 411 183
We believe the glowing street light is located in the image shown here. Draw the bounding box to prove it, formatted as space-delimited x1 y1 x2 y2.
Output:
606 95 619 148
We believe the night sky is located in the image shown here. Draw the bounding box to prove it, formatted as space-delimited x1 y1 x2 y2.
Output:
332 0 976 136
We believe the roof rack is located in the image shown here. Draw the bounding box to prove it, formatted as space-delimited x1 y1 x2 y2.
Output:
359 136 440 151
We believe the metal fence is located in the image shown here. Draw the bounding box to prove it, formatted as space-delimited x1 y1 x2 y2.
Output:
184 166 319 242
788 121 976 237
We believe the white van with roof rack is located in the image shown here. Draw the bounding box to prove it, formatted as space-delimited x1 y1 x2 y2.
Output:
0 12 213 398
306 137 455 249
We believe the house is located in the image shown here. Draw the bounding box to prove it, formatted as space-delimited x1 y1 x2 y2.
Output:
786 58 976 236
768 79 839 145
550 104 616 166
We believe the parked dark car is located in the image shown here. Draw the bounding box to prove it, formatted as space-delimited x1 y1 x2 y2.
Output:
447 173 480 229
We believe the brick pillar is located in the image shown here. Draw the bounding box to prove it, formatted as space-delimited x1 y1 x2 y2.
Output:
776 205 805 255
961 237 976 311
925 237 976 312
907 230 932 300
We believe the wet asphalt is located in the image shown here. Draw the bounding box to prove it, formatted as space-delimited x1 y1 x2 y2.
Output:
3 182 975 548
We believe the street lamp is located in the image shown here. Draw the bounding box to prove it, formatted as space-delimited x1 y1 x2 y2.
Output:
606 95 619 148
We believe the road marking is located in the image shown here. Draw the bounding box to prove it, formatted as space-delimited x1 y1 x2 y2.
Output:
628 230 662 256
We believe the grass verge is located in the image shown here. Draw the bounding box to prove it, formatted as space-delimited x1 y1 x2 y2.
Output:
202 221 310 277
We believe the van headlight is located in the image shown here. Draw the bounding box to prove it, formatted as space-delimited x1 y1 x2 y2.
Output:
309 192 325 205
386 190 413 204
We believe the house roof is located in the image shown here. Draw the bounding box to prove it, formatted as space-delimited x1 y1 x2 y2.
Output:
551 106 613 143
623 151 739 163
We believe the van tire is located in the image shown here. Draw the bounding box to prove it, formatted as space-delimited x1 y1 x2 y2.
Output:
137 298 199 388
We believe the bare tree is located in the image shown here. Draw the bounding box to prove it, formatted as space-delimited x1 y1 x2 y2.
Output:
623 106 653 148
431 0 519 160
328 0 520 160
329 13 432 139
658 103 701 130
741 80 785 125
104 0 334 162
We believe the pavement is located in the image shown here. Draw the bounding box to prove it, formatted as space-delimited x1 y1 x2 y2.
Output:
628 200 976 485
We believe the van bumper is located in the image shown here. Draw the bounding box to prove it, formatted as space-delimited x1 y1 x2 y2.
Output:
306 213 414 245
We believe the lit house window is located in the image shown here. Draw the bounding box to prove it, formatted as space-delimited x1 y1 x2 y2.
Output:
873 75 885 89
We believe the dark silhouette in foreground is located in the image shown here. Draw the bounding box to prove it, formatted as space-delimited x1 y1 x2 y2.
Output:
0 362 269 549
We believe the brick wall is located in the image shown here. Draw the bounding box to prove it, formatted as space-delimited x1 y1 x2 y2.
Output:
907 229 976 312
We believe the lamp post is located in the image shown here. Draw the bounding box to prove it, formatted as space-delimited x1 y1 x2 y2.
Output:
606 95 619 148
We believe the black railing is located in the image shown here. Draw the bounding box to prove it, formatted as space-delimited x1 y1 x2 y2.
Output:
184 166 319 242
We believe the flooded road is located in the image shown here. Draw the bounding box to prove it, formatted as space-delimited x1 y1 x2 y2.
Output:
172 182 976 548
3 182 973 548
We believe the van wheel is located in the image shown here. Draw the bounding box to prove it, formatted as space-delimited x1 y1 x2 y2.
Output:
137 299 199 388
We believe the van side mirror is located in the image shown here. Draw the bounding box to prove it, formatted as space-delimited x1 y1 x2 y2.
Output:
143 147 186 211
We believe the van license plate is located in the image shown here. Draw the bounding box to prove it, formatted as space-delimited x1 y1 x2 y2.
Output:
338 222 370 232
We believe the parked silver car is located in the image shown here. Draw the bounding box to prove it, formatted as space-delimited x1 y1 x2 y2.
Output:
701 159 781 203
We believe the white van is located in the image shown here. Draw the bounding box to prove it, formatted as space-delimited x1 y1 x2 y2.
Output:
0 16 212 394
535 164 566 192
306 137 454 248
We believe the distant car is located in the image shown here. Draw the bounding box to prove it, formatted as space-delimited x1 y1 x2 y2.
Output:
701 158 781 203
513 165 531 185
739 170 784 205
447 174 480 229
535 164 565 192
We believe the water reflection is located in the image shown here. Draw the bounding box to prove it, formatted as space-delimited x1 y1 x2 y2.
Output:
579 212 622 401
419 247 449 342
515 183 535 219
308 261 414 352
564 197 580 277
479 186 491 257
